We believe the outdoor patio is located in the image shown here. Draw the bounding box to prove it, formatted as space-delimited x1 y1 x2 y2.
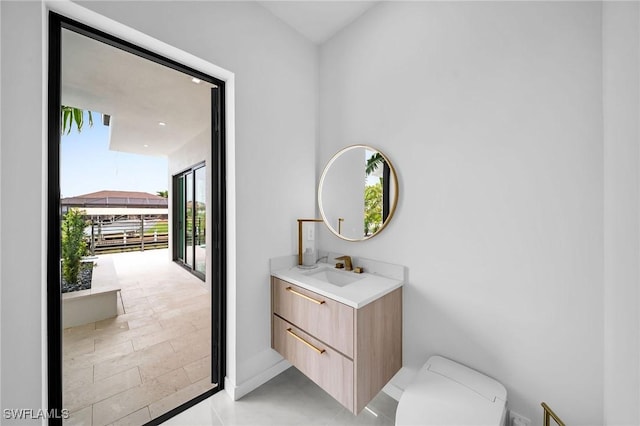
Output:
62 249 215 426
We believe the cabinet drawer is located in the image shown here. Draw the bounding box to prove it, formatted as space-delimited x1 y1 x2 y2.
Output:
272 277 354 358
272 315 353 411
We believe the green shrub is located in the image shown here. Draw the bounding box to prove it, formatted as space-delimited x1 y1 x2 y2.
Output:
62 209 87 284
364 181 383 236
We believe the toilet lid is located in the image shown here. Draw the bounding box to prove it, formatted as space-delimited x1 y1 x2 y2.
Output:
395 356 507 426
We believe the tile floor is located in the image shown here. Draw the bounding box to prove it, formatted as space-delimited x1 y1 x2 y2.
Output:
164 367 398 426
63 249 215 426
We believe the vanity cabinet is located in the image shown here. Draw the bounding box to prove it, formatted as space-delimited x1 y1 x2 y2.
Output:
271 276 402 414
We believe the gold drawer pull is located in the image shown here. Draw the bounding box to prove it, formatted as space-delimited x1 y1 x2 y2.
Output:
285 286 325 305
286 328 325 354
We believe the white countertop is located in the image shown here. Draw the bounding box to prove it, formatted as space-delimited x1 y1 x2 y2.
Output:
271 262 403 308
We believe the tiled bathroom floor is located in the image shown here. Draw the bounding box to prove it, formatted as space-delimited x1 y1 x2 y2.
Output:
63 249 215 426
164 367 398 426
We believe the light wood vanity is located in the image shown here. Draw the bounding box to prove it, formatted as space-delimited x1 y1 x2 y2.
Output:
271 275 402 414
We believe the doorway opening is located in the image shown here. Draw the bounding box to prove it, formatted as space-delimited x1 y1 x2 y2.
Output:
48 12 226 426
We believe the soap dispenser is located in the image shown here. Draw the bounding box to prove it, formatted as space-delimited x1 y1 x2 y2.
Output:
303 247 316 266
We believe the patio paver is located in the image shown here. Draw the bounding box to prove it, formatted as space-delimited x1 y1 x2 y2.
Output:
63 249 215 426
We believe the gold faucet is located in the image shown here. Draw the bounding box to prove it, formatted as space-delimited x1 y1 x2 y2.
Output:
335 255 353 271
297 219 323 266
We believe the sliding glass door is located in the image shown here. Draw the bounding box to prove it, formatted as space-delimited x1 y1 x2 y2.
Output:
194 166 207 275
174 163 206 280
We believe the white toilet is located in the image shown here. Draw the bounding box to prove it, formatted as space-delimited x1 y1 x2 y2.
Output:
395 356 507 426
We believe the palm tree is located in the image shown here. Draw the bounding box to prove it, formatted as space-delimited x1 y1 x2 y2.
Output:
61 106 93 134
366 152 384 176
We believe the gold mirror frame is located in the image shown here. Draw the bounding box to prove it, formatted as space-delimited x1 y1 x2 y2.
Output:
318 145 399 242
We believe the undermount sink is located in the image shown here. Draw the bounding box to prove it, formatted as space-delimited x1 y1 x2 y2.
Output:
305 268 363 287
271 255 404 308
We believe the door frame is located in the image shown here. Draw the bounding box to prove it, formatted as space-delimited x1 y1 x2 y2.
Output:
47 12 226 425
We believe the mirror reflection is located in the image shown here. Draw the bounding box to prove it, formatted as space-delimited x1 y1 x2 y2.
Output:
318 145 398 241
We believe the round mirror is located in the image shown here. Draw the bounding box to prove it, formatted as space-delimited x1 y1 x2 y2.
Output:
318 145 399 241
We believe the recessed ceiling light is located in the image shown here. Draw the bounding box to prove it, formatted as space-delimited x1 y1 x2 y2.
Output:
191 77 201 84
143 144 149 148
158 122 166 126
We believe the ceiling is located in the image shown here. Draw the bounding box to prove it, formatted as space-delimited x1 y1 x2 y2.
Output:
258 1 377 44
62 29 215 157
61 2 376 157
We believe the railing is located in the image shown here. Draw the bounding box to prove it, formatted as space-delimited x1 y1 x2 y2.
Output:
91 232 169 254
541 402 565 426
85 216 171 254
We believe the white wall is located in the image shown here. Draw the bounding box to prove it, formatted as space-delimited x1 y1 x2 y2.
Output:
0 0 3 413
0 2 45 423
0 0 318 416
603 2 640 425
318 3 604 424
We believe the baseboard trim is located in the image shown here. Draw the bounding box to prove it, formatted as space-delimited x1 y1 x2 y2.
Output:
224 359 291 401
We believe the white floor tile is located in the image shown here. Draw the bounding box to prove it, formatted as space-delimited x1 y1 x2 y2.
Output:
164 368 397 426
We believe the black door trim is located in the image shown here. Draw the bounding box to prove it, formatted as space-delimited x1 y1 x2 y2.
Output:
48 12 226 425
47 12 63 422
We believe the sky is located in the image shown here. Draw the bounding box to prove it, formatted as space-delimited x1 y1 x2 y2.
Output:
61 111 168 198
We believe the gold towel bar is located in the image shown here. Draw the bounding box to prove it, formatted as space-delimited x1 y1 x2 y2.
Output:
542 402 566 426
286 286 325 305
286 328 325 354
